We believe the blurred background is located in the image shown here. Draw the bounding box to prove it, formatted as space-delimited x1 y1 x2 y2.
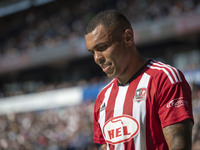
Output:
0 0 199 149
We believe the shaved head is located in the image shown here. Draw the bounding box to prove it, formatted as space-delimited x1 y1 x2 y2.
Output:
85 10 133 41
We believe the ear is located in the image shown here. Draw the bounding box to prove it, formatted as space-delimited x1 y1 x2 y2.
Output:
124 29 134 46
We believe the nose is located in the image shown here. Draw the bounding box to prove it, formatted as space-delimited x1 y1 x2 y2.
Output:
94 51 105 65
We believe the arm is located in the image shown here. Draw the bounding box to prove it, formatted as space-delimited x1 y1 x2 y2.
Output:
163 119 193 150
100 144 107 150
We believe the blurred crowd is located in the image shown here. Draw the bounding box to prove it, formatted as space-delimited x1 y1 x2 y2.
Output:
0 0 200 57
0 76 109 98
0 0 199 97
0 102 99 150
0 83 199 149
192 82 200 149
0 0 200 149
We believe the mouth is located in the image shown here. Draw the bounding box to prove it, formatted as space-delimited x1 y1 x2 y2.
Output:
101 63 111 73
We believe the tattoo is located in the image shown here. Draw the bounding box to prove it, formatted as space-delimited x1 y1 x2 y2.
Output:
163 119 193 150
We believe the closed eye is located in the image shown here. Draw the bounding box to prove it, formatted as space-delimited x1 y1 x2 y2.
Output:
96 42 112 52
88 49 94 55
88 42 111 55
97 44 109 51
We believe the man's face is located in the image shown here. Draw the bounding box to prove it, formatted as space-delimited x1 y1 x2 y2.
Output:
85 24 129 78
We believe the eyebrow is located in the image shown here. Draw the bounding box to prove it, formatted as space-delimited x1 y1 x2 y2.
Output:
88 42 110 52
88 42 107 52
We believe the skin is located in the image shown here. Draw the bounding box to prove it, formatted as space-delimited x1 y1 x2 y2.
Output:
101 144 107 150
85 24 146 85
85 24 193 149
163 119 193 150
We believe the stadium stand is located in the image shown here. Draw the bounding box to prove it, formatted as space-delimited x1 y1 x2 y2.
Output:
0 0 200 149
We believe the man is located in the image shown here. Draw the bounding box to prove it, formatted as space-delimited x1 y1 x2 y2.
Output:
85 10 193 150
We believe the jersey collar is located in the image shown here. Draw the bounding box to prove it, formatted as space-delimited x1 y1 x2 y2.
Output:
117 59 152 86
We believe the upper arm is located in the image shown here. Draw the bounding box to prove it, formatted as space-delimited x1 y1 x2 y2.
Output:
163 119 193 150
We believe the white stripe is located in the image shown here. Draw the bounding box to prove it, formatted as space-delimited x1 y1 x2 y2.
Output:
99 83 114 130
113 85 129 116
165 64 182 82
173 68 182 82
98 79 115 94
113 85 129 150
147 64 174 84
98 81 115 150
153 61 182 82
107 144 110 150
152 62 179 82
133 73 150 150
99 83 113 150
154 61 182 82
168 66 182 82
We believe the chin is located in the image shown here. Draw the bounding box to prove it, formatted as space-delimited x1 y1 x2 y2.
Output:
106 72 118 78
105 68 118 78
105 72 114 78
106 74 113 78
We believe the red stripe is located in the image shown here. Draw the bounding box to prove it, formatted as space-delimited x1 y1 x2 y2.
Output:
105 81 119 122
123 80 135 116
94 80 116 145
96 81 114 123
105 80 119 150
109 144 115 150
122 78 140 150
124 141 135 150
94 81 115 144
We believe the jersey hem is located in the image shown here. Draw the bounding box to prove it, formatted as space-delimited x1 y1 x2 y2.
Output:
94 139 106 144
161 114 193 128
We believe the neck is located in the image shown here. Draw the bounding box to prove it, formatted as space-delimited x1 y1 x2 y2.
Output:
117 54 147 85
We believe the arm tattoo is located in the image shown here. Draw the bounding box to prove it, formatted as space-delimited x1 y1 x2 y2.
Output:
163 119 193 150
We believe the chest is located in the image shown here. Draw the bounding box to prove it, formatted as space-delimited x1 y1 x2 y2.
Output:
98 73 151 130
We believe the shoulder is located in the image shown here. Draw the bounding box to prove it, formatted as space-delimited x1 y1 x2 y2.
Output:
145 59 191 99
94 79 116 110
146 59 185 86
97 78 116 97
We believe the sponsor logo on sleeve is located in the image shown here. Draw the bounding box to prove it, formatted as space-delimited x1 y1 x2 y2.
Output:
166 97 188 108
103 115 139 145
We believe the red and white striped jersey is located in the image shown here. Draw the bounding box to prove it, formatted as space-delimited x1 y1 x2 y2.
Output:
93 59 193 150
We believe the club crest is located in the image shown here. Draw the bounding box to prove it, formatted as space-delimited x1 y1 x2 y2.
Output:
133 88 147 102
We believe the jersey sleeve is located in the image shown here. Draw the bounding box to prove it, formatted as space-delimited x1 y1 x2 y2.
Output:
157 71 193 128
93 95 106 144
